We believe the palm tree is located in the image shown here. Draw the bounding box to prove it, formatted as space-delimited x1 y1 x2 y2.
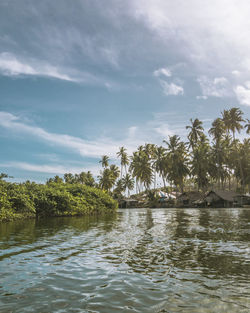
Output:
98 168 116 191
122 173 134 197
113 179 126 199
228 107 245 141
191 136 211 190
154 146 167 187
117 147 129 177
109 164 120 181
129 150 153 192
209 118 225 143
186 118 204 150
221 109 231 135
99 155 109 168
164 135 189 192
222 108 244 140
244 119 250 134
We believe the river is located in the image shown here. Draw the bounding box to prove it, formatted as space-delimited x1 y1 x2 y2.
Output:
0 208 249 312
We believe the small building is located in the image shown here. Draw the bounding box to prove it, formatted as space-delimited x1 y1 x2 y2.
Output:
233 194 250 207
177 191 204 207
204 190 239 208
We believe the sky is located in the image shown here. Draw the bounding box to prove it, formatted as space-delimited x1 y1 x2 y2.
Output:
0 0 249 182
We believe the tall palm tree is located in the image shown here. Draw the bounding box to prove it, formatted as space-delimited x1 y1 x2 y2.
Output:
109 164 120 181
117 147 129 177
144 143 157 188
224 108 245 187
129 150 153 192
244 119 250 135
222 108 245 140
98 168 116 191
164 136 189 192
154 146 167 187
122 173 134 197
209 118 225 143
186 118 204 150
99 155 109 168
221 109 231 135
228 107 245 141
191 136 211 190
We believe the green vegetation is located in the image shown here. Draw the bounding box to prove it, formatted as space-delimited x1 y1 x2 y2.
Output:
1 107 249 221
0 175 117 222
99 108 250 195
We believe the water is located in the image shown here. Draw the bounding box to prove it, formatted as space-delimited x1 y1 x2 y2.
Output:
0 208 249 313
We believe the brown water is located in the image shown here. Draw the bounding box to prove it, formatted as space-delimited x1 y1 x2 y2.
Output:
0 208 249 312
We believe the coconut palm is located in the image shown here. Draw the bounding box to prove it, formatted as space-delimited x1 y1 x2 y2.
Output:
99 155 109 168
154 146 167 187
244 119 250 134
191 136 211 190
98 168 116 191
117 147 129 177
209 118 225 143
129 150 153 192
186 118 204 149
221 109 231 135
222 108 245 140
228 107 245 140
109 164 120 182
164 136 189 192
122 173 134 197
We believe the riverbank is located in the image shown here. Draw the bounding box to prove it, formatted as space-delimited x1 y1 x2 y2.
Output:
0 180 117 222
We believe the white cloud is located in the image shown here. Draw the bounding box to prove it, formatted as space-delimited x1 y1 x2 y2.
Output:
160 80 184 96
0 112 122 158
232 70 240 76
153 124 173 137
0 111 183 161
132 0 250 76
196 95 208 100
0 52 117 88
153 67 171 78
0 52 76 81
197 76 230 98
0 161 100 175
234 83 250 107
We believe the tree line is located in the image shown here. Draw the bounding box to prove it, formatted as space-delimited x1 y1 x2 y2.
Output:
1 107 249 220
0 175 117 222
97 107 250 196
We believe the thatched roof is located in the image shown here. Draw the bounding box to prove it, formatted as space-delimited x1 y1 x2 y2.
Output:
206 190 239 202
178 191 203 202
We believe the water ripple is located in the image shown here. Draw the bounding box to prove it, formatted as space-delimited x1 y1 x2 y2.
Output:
0 208 250 312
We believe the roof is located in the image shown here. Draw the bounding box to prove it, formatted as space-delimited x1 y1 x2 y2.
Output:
206 190 239 202
178 191 203 201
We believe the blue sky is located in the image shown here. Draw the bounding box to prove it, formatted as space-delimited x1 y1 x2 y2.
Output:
0 0 249 182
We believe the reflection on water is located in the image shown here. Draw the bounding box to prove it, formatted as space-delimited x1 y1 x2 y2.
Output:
0 208 249 312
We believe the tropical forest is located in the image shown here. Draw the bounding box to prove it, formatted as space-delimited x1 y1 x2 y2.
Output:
1 107 249 222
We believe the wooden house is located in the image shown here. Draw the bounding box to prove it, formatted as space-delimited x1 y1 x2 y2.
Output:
233 194 250 207
177 191 204 207
204 190 239 208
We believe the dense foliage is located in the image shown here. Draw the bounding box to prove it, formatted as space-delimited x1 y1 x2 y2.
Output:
0 179 117 222
98 108 250 195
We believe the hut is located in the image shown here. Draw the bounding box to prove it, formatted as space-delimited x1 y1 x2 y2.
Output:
233 194 250 207
204 190 239 208
177 191 204 207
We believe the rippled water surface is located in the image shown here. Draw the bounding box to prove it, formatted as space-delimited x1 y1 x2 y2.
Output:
0 208 250 312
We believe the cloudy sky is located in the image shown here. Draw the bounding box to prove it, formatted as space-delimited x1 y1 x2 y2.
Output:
0 0 249 182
